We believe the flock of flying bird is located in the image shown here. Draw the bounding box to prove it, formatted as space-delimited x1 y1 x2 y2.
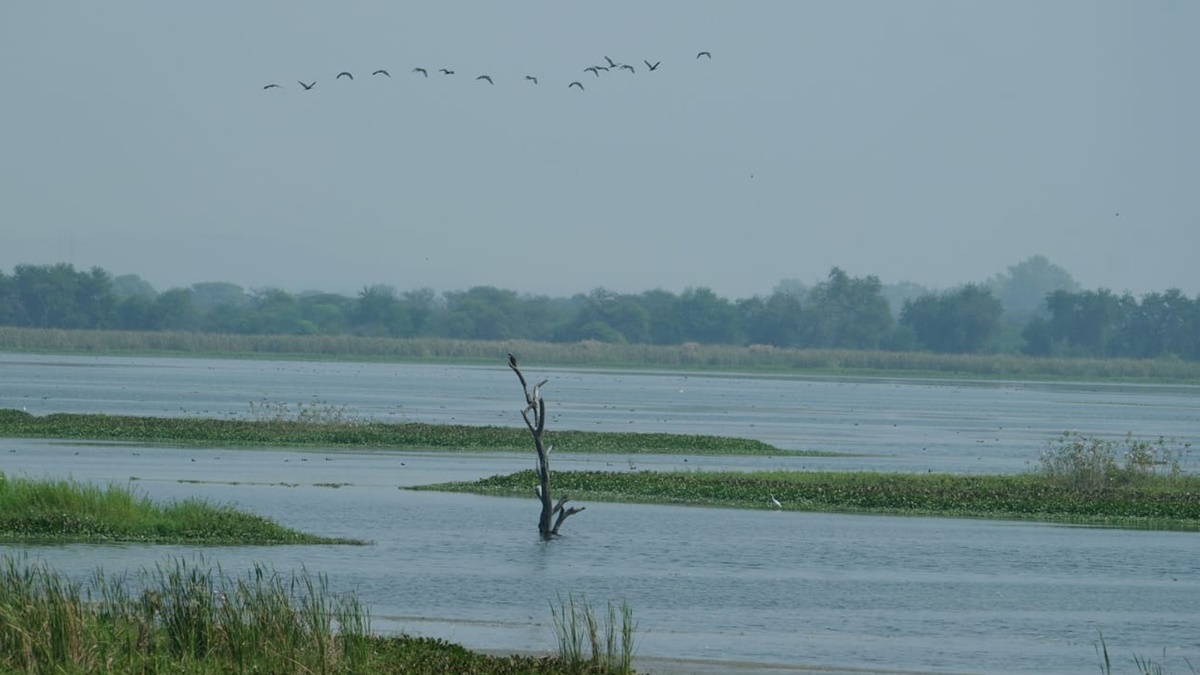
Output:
262 50 713 92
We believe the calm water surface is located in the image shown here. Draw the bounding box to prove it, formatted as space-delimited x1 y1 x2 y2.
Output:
1 353 1199 674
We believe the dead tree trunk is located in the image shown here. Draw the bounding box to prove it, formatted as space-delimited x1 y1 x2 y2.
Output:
508 353 583 540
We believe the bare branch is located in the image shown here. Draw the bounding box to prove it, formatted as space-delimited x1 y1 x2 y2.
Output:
508 353 582 540
551 505 586 535
520 406 537 435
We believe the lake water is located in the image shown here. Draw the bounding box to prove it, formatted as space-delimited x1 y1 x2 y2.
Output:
1 353 1198 674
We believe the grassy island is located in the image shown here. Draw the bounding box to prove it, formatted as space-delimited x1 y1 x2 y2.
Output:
0 408 793 455
415 468 1200 531
0 473 363 545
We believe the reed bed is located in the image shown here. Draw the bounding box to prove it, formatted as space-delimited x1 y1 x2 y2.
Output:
3 327 1198 382
0 408 782 455
0 472 361 544
416 469 1200 531
0 555 370 674
0 555 640 674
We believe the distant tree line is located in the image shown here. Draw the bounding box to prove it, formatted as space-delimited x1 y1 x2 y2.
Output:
1 260 1197 360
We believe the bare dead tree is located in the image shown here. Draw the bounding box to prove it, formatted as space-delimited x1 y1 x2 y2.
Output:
508 352 584 539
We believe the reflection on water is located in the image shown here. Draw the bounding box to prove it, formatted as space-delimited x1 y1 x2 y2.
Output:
1 354 1199 673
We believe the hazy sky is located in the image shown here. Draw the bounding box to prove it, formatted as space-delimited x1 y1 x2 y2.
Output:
2 1 1197 300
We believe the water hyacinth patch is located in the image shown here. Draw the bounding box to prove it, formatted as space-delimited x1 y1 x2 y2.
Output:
0 408 784 455
416 469 1200 531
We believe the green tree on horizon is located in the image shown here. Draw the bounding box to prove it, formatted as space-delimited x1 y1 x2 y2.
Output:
1 260 1196 361
901 284 1004 354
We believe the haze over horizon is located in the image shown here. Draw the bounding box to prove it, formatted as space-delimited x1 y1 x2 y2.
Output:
3 2 1197 301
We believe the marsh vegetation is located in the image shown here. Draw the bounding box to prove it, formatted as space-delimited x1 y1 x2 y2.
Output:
0 472 362 545
4 326 1200 382
0 555 637 674
0 407 786 455
417 433 1199 530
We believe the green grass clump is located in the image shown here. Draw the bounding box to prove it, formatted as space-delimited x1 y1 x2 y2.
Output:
0 472 362 544
1039 431 1192 490
0 554 638 675
550 594 638 675
0 408 785 455
415 469 1200 531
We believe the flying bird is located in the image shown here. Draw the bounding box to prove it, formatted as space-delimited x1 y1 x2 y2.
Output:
603 55 617 68
372 69 390 77
297 80 316 90
337 71 354 80
439 68 454 75
584 66 602 77
568 81 584 90
262 83 282 89
619 64 635 73
644 60 661 71
696 51 712 59
508 352 518 368
476 74 493 84
412 67 428 77
524 75 538 84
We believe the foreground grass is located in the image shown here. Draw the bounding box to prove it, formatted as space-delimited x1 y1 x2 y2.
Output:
4 327 1199 382
415 469 1200 531
0 555 635 675
0 472 362 545
0 408 787 455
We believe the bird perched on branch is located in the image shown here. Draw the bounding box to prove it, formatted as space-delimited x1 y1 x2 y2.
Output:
508 352 518 368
